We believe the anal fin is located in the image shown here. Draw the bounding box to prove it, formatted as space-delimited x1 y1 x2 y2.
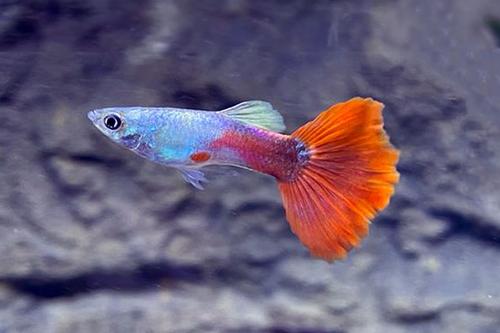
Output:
176 166 208 190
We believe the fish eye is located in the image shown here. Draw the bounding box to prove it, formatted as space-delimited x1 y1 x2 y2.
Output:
103 114 122 130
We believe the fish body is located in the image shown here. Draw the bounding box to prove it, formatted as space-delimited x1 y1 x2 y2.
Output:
89 107 225 164
89 98 399 261
89 102 300 186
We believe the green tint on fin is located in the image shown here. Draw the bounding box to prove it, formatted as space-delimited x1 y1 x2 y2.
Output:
219 101 286 133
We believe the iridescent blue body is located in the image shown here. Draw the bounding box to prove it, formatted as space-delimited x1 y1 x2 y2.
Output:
93 107 225 163
88 102 300 188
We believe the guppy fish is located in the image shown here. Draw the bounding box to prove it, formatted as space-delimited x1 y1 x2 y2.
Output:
88 97 399 261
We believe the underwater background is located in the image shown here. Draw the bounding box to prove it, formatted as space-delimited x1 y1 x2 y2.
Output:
1 0 500 332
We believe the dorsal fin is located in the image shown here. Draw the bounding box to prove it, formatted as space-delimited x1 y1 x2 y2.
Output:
218 101 286 133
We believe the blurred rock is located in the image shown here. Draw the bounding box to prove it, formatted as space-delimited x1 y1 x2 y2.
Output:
1 0 500 332
396 208 450 257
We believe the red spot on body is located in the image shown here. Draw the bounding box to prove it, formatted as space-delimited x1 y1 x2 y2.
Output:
190 151 211 163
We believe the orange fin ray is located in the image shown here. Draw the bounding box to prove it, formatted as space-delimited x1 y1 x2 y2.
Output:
278 97 399 261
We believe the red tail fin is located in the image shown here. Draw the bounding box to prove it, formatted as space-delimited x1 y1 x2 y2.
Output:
278 97 399 261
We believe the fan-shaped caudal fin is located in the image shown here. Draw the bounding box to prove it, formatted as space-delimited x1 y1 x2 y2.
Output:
278 97 399 261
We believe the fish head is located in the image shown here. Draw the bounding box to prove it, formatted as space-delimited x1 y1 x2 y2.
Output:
88 107 151 152
88 106 206 164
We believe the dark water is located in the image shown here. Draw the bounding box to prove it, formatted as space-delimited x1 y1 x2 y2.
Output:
1 0 500 332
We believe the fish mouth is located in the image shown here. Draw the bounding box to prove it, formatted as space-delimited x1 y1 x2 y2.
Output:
87 110 97 122
87 110 98 122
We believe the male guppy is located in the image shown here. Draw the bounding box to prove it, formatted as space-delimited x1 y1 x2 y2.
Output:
88 98 399 261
